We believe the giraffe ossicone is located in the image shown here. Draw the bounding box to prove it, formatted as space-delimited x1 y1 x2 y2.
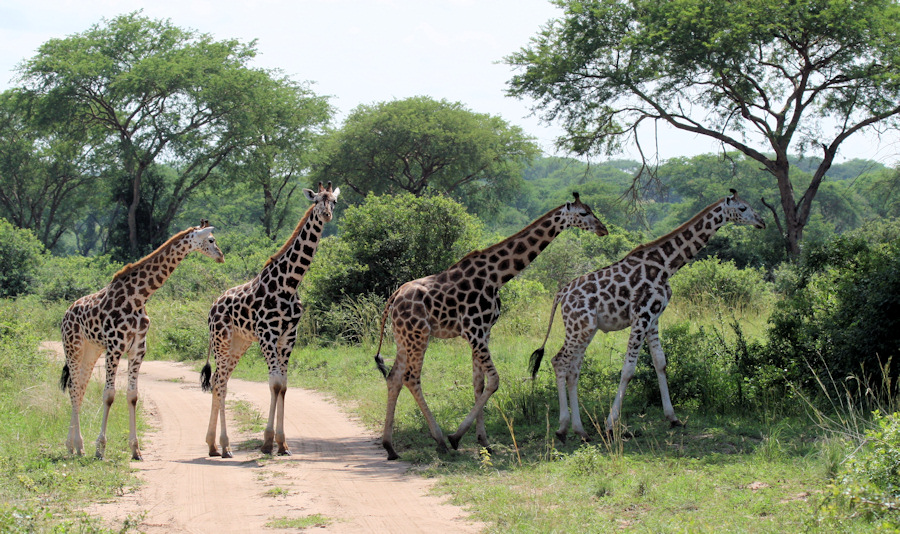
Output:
60 222 225 460
373 192 608 460
201 181 339 458
530 191 766 441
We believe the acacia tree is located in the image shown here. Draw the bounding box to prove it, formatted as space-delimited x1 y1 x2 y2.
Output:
315 96 539 216
0 90 98 251
221 77 332 240
507 0 900 257
16 12 318 257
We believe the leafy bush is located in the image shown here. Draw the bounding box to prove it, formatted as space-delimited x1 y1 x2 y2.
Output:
766 222 900 395
32 254 121 302
0 219 45 297
315 292 386 345
820 411 900 529
303 193 483 311
670 257 772 312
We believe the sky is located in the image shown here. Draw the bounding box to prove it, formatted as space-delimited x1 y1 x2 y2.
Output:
0 0 897 165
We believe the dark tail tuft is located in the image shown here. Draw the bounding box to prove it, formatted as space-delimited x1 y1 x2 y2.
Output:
59 364 70 392
374 354 389 378
200 362 212 392
529 348 545 379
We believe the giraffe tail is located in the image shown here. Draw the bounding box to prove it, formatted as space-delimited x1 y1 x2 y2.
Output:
529 292 562 379
59 363 71 392
200 334 213 392
374 290 398 378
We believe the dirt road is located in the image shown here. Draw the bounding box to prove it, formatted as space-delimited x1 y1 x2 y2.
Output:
45 343 483 533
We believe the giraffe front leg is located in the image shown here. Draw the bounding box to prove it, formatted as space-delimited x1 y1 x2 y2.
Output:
606 324 647 434
449 337 498 450
126 341 146 461
95 350 123 459
273 337 296 456
471 360 490 450
647 326 682 427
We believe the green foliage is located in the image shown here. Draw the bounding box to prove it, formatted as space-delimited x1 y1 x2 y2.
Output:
0 219 45 298
314 96 539 219
766 220 900 394
304 193 483 311
821 411 900 529
670 257 772 312
316 293 386 345
31 255 121 302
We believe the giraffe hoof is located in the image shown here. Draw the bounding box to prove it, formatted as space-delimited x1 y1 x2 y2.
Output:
447 435 460 451
555 431 567 443
278 449 292 456
260 445 273 455
384 444 399 460
222 450 233 459
209 450 221 457
670 419 685 428
132 453 143 461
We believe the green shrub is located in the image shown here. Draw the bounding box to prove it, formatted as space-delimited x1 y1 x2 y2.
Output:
670 257 772 312
315 292 386 345
32 254 121 302
304 193 483 311
0 219 45 297
767 225 900 396
820 411 900 529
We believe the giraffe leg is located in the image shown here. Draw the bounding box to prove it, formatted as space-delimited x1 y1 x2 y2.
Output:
206 332 248 458
606 321 649 432
566 350 590 441
64 339 101 456
550 349 572 442
381 347 407 460
259 339 282 455
449 332 498 450
125 338 146 461
647 325 682 427
96 348 124 460
471 359 489 449
403 348 448 455
273 327 298 456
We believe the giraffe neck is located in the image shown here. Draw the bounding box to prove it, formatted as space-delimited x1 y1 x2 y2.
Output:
464 204 569 287
259 207 325 292
111 239 193 304
632 202 726 276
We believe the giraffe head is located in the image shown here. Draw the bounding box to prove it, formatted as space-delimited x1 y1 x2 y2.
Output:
723 189 766 229
561 192 608 237
303 181 341 222
188 224 225 263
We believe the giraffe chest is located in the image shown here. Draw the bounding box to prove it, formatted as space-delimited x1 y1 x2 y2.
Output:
65 291 149 349
213 284 303 338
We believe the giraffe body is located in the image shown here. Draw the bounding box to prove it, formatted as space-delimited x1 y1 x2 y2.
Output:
201 183 339 458
374 193 608 460
530 191 766 440
60 222 224 460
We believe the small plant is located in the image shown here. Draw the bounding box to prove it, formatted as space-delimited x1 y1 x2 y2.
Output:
265 487 290 498
266 514 332 529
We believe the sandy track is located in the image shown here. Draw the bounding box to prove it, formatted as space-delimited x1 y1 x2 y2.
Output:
44 343 482 533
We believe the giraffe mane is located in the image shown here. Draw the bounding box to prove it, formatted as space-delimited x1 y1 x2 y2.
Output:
448 203 566 268
112 226 197 282
263 203 315 268
626 197 724 256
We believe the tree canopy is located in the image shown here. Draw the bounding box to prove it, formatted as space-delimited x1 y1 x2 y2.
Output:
507 0 900 257
16 11 329 258
314 96 539 219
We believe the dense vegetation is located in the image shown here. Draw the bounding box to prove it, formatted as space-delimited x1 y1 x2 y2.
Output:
4 5 900 532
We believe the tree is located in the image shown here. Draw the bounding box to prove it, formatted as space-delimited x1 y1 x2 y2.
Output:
221 77 332 241
0 90 98 251
17 12 322 258
0 218 45 297
315 96 539 218
507 0 900 258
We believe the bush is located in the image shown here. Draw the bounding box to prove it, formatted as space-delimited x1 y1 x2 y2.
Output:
766 224 900 396
315 292 386 345
0 219 45 297
32 254 121 302
670 257 772 312
820 411 900 529
303 193 483 312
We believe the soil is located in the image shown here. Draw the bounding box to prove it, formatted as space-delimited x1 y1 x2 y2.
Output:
43 342 483 533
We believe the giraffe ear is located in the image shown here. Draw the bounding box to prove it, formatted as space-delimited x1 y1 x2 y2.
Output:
303 188 316 201
332 187 340 198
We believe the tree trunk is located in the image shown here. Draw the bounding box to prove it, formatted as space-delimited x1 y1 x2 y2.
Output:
128 164 147 255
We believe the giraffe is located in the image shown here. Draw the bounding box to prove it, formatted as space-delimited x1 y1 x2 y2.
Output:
373 193 608 460
59 221 224 460
529 190 766 441
201 182 339 458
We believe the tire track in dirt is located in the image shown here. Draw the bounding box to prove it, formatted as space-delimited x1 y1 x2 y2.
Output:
45 343 483 533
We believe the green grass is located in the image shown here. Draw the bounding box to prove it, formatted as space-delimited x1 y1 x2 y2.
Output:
266 514 332 529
